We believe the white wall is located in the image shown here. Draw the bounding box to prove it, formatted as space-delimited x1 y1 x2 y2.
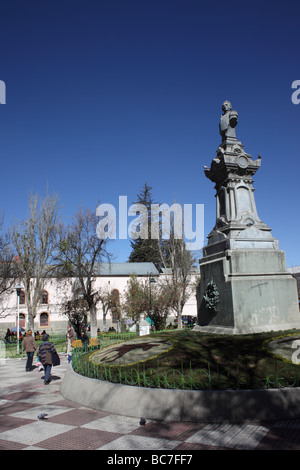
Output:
0 274 198 335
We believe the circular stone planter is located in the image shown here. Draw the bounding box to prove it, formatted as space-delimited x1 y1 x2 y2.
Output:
61 366 300 423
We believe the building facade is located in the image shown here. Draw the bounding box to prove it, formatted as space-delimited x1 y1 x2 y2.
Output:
0 263 198 336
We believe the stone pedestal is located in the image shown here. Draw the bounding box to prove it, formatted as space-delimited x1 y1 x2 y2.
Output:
197 249 300 334
196 101 300 334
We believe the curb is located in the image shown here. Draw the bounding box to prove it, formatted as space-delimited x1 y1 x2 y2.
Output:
60 366 300 423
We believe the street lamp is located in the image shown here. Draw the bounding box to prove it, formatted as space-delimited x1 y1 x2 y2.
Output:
15 283 23 355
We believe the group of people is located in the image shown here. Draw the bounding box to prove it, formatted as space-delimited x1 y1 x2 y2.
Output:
5 328 48 344
22 330 58 385
21 324 88 382
5 322 89 384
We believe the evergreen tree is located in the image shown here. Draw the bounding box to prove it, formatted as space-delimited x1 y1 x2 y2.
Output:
128 183 162 266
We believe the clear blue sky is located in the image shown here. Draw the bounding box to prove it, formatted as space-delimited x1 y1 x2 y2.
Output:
1 0 299 267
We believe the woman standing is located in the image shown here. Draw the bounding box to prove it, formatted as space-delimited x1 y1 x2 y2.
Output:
22 330 36 371
37 334 57 385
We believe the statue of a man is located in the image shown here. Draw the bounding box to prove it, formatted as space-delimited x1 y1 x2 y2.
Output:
219 101 238 142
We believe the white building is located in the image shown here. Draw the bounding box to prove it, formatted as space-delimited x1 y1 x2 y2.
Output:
0 263 198 336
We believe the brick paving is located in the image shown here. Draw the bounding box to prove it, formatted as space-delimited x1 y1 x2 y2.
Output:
1 355 300 450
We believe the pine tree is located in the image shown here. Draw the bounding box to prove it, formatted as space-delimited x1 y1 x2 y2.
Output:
128 183 161 265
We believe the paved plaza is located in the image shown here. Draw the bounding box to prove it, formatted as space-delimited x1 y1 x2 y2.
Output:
1 354 300 450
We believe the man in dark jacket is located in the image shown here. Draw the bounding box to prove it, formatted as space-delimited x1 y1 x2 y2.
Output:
37 334 57 385
80 330 89 352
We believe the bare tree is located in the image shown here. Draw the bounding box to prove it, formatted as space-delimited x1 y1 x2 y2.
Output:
0 215 15 310
62 296 89 337
122 274 173 331
157 220 199 329
99 288 111 327
11 191 60 330
54 205 111 338
123 274 148 323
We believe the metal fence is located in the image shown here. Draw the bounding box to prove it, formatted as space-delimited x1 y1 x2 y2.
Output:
71 345 300 391
1 335 67 359
4 331 300 391
0 332 136 359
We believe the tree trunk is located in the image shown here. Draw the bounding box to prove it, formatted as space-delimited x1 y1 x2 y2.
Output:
176 302 183 329
27 306 35 332
89 305 98 338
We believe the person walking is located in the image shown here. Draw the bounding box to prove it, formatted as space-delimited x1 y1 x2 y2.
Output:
37 334 57 385
22 329 36 371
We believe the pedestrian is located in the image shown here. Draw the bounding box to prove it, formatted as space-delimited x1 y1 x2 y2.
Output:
80 330 89 352
22 329 37 371
37 334 57 385
5 328 11 344
66 323 75 362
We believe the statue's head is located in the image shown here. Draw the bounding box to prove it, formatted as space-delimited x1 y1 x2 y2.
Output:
222 101 232 113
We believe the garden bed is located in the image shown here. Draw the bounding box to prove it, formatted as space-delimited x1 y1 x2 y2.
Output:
72 329 300 390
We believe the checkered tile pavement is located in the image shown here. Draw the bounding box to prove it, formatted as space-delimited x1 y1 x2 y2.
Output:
1 355 300 450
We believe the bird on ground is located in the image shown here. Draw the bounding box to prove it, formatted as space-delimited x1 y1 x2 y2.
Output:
139 417 146 426
37 413 48 420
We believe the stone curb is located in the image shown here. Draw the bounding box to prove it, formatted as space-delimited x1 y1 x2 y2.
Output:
60 366 300 423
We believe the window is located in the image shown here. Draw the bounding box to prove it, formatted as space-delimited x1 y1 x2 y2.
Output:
74 288 84 299
41 290 49 304
40 312 49 327
19 290 25 305
19 313 26 328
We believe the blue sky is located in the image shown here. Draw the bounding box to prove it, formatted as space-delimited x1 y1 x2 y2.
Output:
0 0 299 266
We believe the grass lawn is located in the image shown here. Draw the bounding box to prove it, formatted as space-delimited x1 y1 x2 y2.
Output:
146 329 300 389
79 329 300 390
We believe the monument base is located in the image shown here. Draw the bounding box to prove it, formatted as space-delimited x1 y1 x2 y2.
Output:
196 249 300 334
